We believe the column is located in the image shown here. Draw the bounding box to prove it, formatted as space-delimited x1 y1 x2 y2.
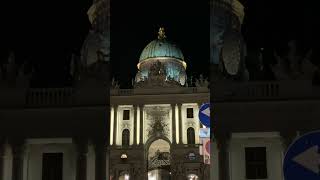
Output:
178 104 183 144
133 105 138 145
171 104 176 144
75 138 88 180
0 138 4 180
280 131 296 152
94 138 107 180
113 105 118 145
10 138 24 180
139 105 144 145
217 135 229 180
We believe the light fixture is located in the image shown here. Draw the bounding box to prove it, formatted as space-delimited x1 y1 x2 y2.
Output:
121 154 128 159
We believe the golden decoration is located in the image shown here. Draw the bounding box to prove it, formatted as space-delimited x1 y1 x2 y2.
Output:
158 27 166 40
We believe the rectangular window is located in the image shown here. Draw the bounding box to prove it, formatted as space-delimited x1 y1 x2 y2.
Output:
186 108 194 118
42 153 63 180
245 147 268 179
123 110 130 120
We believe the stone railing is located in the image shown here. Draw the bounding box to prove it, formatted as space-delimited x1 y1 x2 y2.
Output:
110 87 209 96
213 80 320 101
26 88 74 107
1 81 319 108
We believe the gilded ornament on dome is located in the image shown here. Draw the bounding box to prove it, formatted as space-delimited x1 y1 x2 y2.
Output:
158 27 166 40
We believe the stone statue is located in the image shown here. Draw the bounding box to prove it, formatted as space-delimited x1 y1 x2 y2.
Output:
195 74 209 88
271 40 317 81
111 78 120 89
158 27 166 40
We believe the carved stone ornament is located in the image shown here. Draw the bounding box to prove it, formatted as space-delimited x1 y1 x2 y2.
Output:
222 31 241 75
134 61 182 88
146 106 170 138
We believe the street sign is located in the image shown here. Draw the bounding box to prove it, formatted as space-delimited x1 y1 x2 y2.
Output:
283 130 320 180
199 128 210 138
201 138 210 164
199 103 210 127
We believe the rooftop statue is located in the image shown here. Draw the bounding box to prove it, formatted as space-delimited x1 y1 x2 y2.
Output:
211 0 248 81
158 27 166 40
272 40 317 81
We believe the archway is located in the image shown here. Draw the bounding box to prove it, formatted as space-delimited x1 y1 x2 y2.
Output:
118 171 130 180
147 139 171 180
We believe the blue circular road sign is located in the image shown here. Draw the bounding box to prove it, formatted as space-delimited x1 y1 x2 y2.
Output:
198 103 210 127
284 130 320 180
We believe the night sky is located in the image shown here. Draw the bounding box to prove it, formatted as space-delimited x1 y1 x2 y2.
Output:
242 0 317 63
0 0 92 87
111 0 210 88
0 0 317 88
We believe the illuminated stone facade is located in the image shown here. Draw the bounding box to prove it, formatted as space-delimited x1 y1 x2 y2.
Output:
109 29 210 180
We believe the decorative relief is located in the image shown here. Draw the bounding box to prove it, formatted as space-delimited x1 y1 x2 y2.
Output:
145 106 171 139
186 122 195 127
121 122 131 130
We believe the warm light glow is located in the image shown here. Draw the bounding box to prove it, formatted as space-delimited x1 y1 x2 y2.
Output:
115 110 120 145
187 174 199 180
175 104 179 143
137 57 187 70
137 106 140 144
121 154 128 159
110 107 114 145
130 109 134 145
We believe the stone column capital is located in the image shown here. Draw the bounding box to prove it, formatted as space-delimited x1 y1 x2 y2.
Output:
9 138 25 157
73 137 89 155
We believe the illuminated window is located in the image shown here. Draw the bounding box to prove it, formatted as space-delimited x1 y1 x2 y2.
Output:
245 147 267 179
188 152 196 160
123 110 130 120
187 108 194 118
187 127 195 144
122 129 130 147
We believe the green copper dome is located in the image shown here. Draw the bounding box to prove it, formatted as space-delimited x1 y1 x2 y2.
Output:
139 28 184 62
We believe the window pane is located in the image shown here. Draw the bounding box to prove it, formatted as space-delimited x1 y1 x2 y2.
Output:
122 129 130 147
42 153 63 180
187 108 194 118
245 147 267 179
187 127 195 144
123 110 130 120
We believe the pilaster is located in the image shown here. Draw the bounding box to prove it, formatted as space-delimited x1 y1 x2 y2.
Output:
74 137 88 180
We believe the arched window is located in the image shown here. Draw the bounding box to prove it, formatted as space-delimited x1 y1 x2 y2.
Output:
187 127 195 144
122 129 130 147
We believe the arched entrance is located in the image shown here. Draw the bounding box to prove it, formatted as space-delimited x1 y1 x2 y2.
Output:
147 139 171 180
118 171 130 180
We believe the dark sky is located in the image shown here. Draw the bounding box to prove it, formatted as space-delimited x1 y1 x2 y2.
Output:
111 0 210 88
0 0 317 87
0 0 92 87
242 0 317 59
